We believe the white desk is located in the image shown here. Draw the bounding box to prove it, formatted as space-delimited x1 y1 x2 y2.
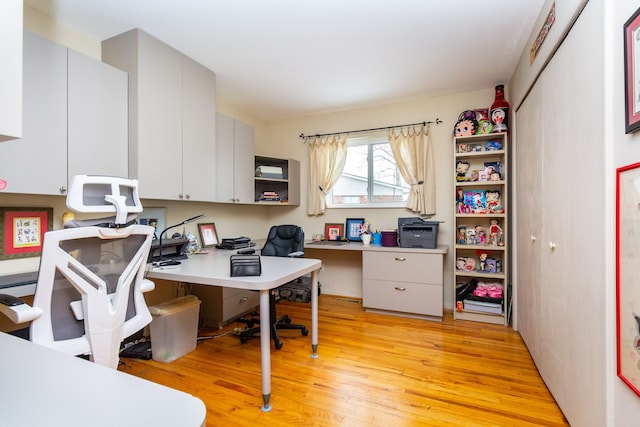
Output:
0 331 206 427
147 250 322 412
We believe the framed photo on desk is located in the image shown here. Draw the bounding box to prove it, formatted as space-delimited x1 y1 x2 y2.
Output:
198 223 219 247
324 223 344 241
345 218 365 241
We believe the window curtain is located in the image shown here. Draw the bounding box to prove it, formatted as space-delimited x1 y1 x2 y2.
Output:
307 135 348 216
389 125 435 216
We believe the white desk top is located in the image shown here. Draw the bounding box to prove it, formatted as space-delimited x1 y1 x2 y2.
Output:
147 249 322 290
304 241 449 254
0 332 206 427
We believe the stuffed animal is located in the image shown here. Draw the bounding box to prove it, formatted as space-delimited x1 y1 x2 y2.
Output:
454 110 478 137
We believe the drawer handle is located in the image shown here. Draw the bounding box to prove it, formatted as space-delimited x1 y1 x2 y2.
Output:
394 257 406 261
240 297 249 302
394 287 406 292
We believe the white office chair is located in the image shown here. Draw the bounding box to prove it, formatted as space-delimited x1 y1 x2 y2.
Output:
0 175 155 369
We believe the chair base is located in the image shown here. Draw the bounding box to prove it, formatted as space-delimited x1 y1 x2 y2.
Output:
237 291 307 350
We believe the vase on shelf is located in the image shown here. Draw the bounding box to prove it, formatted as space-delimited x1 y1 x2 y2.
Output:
362 233 372 245
490 84 509 133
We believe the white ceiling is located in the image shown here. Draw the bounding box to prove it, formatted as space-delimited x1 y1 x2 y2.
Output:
24 0 546 122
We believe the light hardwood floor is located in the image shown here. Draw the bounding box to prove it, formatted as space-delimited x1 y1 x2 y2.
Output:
118 294 568 426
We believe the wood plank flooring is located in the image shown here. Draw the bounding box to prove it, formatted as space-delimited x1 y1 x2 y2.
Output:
118 295 568 426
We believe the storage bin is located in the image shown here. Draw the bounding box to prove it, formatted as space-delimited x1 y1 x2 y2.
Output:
149 295 201 363
381 230 398 247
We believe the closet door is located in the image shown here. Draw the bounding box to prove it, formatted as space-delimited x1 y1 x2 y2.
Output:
514 3 605 425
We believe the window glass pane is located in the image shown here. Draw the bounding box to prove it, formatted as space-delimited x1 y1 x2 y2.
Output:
331 144 368 205
329 135 409 207
371 143 409 203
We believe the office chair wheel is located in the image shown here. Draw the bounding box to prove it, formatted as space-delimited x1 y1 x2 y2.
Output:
301 326 309 336
275 339 283 350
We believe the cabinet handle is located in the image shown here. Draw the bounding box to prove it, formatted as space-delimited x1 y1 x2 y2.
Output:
178 193 184 199
530 234 536 242
240 297 249 302
185 194 190 200
59 186 67 194
394 287 406 292
394 257 406 261
548 241 556 251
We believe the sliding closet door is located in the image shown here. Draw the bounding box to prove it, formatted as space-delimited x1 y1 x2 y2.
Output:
514 2 605 425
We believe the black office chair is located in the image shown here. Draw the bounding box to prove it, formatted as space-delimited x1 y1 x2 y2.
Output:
238 225 309 349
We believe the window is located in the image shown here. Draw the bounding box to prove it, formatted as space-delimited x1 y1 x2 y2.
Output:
328 133 409 208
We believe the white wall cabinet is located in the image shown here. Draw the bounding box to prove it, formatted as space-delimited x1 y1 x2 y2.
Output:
0 0 22 142
215 112 255 204
102 29 216 202
0 31 127 195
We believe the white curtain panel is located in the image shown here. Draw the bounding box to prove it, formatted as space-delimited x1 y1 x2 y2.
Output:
389 125 435 216
306 135 347 215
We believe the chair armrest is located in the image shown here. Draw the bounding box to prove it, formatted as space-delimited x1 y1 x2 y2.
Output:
0 294 43 324
141 278 155 293
288 251 304 258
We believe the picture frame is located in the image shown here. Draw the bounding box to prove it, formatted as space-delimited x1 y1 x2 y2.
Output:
324 223 344 241
624 6 640 134
616 161 640 396
0 207 53 260
345 218 365 241
198 222 219 247
138 207 166 240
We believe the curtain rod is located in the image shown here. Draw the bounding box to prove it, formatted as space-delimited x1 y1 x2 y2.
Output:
299 118 442 141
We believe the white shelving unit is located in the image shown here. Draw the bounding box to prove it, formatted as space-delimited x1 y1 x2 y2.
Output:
453 132 510 325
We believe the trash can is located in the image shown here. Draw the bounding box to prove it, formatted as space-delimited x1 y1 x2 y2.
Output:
149 295 201 363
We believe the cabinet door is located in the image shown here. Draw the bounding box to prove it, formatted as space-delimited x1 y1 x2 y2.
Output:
215 112 235 202
136 31 183 200
215 113 255 203
232 119 255 203
67 49 128 180
181 56 216 201
0 31 67 195
0 0 22 141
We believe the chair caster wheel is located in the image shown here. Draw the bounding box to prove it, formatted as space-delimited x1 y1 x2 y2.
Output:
275 340 283 350
240 336 248 344
301 327 308 336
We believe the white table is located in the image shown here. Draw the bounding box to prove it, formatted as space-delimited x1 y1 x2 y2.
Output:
147 250 322 412
0 331 206 427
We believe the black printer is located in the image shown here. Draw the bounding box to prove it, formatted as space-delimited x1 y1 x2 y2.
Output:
398 217 440 249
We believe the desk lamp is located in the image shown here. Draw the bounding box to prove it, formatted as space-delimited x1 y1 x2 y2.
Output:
155 214 205 267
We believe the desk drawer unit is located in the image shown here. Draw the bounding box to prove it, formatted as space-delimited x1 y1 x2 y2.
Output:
189 285 259 328
362 251 443 319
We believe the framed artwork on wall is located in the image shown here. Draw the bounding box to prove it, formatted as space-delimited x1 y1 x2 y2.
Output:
345 218 365 241
324 223 344 241
616 161 640 396
0 207 53 260
624 6 640 134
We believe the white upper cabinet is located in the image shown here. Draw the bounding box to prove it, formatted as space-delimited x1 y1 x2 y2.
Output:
215 112 255 204
0 31 128 195
102 29 216 201
0 0 23 142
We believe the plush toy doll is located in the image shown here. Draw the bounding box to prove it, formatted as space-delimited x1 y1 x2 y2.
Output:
485 190 502 212
453 110 478 137
456 161 470 181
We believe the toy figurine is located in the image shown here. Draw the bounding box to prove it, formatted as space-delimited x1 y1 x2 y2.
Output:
489 218 503 246
456 161 470 181
478 252 488 271
458 226 467 244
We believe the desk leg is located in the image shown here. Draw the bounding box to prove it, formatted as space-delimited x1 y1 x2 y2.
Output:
311 269 319 358
259 289 272 412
